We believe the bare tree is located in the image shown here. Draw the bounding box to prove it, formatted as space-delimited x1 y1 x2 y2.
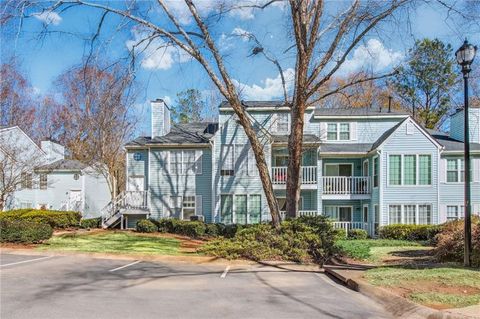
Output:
5 0 476 225
52 62 138 199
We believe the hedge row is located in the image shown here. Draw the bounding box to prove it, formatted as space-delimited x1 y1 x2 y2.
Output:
0 209 82 228
378 224 441 243
80 217 102 229
0 220 53 243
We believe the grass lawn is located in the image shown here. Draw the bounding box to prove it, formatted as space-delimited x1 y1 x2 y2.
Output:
39 231 183 255
365 266 480 309
335 239 426 263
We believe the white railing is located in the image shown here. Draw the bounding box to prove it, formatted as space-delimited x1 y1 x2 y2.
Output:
272 166 317 185
101 191 149 227
332 221 376 237
322 176 370 194
280 210 318 220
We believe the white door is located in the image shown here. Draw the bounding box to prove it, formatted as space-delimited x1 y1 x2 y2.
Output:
127 176 145 207
68 190 82 211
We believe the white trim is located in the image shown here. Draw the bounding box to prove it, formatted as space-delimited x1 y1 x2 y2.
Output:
363 204 369 223
0 126 46 155
314 114 409 119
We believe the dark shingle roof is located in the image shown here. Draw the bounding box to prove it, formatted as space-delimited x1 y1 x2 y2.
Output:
272 134 320 144
314 107 410 117
37 159 87 171
220 101 289 109
126 122 218 147
429 131 480 152
320 143 373 153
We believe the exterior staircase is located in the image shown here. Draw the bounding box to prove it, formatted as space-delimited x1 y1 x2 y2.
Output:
101 191 149 228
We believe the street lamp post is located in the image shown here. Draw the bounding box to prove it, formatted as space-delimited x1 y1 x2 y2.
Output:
455 39 477 267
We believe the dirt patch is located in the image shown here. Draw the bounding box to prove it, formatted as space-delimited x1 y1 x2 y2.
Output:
0 242 38 249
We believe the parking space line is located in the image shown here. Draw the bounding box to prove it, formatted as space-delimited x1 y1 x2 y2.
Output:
109 260 141 272
0 256 53 268
220 265 230 278
314 273 354 295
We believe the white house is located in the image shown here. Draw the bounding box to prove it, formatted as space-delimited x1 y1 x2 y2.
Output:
0 126 111 218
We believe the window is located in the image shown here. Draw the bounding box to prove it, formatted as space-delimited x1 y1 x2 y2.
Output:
404 155 416 185
39 174 48 190
418 204 432 224
363 206 368 223
249 195 261 224
447 206 459 221
447 159 464 183
327 123 337 140
235 195 247 224
277 113 289 132
389 205 402 224
327 123 351 141
221 195 233 224
21 172 32 189
374 205 380 234
389 155 401 185
247 148 258 176
339 123 350 140
324 206 352 221
373 157 379 187
182 196 196 220
404 205 416 224
170 150 201 175
221 145 235 176
170 196 182 218
419 155 431 185
133 152 142 161
389 154 431 186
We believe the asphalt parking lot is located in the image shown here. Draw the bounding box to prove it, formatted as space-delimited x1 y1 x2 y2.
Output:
0 252 392 319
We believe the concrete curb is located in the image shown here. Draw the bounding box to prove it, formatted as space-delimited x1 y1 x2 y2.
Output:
324 267 476 319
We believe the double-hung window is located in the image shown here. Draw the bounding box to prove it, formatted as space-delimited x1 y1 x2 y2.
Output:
170 195 196 220
418 204 432 224
221 195 233 224
21 172 32 189
221 145 235 176
447 206 459 221
249 195 261 224
373 157 379 187
327 123 350 141
404 205 416 224
419 155 432 185
403 155 416 185
389 205 402 224
170 151 182 174
389 155 402 185
446 159 464 182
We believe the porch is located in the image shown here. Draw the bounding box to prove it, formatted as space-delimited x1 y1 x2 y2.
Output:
321 158 371 199
271 147 318 189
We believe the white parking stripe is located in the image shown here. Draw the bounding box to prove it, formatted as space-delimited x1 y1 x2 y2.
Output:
220 265 230 278
314 273 354 295
0 256 53 268
109 260 141 272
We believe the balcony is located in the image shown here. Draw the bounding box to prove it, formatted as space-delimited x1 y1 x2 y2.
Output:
272 166 317 189
322 176 371 199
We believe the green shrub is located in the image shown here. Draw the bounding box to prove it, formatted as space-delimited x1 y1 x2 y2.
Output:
205 223 219 237
136 219 158 233
379 224 441 243
200 218 337 265
0 209 81 228
80 217 101 229
435 217 480 267
335 239 422 260
0 220 53 243
173 221 206 238
348 229 368 240
157 218 179 233
333 228 347 240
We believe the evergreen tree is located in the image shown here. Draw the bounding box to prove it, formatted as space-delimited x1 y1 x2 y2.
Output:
172 89 204 123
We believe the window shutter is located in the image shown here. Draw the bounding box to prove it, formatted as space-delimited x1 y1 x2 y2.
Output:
438 205 447 224
195 195 202 216
439 158 446 183
319 122 327 140
195 150 203 175
350 122 357 140
474 158 480 182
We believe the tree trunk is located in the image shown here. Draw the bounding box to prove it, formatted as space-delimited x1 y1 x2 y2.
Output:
286 99 306 219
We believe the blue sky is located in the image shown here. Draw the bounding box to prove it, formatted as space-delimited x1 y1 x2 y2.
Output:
2 0 479 134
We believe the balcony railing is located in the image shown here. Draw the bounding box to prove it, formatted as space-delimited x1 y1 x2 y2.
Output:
332 221 376 237
272 166 317 185
280 210 317 220
322 176 370 194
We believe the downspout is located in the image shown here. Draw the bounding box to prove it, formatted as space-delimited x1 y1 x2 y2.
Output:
376 149 383 227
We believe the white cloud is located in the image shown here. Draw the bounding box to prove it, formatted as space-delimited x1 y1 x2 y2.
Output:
231 27 250 41
126 29 191 70
162 96 173 106
233 68 295 100
33 11 62 25
339 39 403 74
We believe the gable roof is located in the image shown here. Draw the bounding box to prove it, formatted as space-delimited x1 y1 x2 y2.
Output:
126 122 218 147
320 143 373 154
314 106 410 118
371 119 406 150
428 130 480 152
36 159 87 171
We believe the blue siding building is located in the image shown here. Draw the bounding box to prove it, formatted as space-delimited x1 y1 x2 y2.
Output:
110 100 480 233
